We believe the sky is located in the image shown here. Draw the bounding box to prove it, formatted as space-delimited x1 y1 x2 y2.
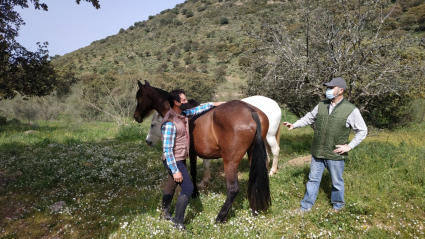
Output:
16 0 185 57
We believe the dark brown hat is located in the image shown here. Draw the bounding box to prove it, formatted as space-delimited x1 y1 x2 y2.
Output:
323 77 347 90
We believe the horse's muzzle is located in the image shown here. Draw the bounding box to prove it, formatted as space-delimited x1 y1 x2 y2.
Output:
134 116 143 123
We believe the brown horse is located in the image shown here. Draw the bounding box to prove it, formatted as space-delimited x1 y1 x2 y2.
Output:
134 80 271 223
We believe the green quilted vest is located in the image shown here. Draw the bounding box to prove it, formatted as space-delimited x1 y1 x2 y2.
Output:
311 99 356 160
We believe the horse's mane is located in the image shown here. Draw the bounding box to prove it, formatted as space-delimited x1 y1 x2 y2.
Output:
151 86 171 97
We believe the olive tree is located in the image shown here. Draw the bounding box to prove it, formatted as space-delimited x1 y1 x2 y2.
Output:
0 0 100 101
245 0 424 127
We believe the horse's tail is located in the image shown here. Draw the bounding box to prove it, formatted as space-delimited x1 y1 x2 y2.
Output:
248 111 271 214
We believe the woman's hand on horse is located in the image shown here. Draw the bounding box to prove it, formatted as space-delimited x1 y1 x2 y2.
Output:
214 102 226 107
173 171 183 182
283 122 294 130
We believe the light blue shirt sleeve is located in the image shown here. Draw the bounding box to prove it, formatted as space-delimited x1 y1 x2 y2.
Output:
183 102 215 117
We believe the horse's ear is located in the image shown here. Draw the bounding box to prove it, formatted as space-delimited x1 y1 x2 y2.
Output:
138 80 143 89
144 80 151 86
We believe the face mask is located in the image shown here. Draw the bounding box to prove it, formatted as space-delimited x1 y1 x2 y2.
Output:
179 102 189 111
325 88 335 100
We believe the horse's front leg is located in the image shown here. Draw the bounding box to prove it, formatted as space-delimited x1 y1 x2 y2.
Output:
216 160 239 223
189 152 199 198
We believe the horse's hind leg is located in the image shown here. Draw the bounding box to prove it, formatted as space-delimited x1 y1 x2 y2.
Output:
267 135 280 176
264 139 271 171
216 159 240 223
198 159 211 188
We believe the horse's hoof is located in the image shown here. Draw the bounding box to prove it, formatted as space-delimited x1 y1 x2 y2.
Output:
269 169 278 177
215 217 227 224
191 191 200 199
197 180 210 188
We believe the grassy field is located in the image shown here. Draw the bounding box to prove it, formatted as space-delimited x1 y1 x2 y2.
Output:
0 116 424 238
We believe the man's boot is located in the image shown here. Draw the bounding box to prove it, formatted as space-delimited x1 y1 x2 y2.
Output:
173 194 189 230
161 193 174 221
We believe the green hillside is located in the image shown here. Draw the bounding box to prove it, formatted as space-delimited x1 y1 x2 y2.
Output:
53 0 286 98
2 0 424 124
52 0 423 94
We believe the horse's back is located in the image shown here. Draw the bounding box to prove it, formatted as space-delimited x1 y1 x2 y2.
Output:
212 100 268 134
189 100 268 159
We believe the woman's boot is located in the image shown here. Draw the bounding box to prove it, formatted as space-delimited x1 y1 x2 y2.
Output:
173 194 189 230
161 193 174 221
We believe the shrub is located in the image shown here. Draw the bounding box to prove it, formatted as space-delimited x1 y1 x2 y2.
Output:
160 9 171 14
199 64 208 73
229 45 242 55
191 41 200 51
148 15 154 20
399 13 417 30
214 65 228 83
174 48 181 58
408 4 425 31
160 18 173 26
181 8 188 15
155 63 168 73
196 51 209 63
186 10 194 18
215 43 228 52
118 28 125 34
183 41 191 52
183 53 192 65
238 56 251 67
197 5 207 12
0 116 7 126
216 51 229 62
220 17 229 25
172 60 180 69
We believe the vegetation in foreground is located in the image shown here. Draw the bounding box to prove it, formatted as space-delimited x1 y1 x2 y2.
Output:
0 116 424 238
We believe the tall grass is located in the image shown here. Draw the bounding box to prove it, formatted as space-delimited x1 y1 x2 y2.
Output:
0 118 424 238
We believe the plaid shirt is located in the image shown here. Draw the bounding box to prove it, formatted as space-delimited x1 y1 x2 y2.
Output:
162 103 215 174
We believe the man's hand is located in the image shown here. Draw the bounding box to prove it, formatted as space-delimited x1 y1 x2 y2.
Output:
214 101 226 107
334 144 351 155
173 171 183 183
282 122 294 130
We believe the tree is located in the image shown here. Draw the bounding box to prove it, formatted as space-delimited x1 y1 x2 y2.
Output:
0 0 100 101
245 0 424 128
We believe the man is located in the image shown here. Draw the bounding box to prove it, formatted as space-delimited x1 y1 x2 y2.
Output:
160 89 225 230
283 77 367 212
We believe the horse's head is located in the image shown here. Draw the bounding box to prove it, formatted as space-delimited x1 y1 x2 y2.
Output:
145 99 200 147
146 112 163 147
134 80 155 123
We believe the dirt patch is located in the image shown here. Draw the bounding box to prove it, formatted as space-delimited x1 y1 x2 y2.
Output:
286 155 311 167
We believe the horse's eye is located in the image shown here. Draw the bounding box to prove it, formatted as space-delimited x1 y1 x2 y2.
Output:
151 124 155 128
